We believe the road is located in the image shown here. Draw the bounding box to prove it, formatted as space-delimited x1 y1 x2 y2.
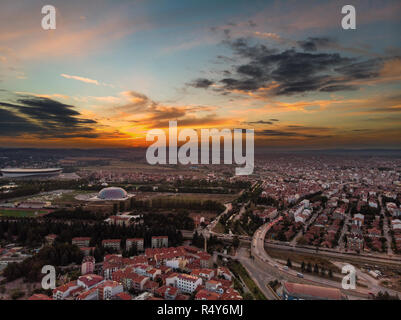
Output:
215 248 278 300
199 200 401 300
235 247 279 300
379 195 394 256
252 220 401 299
383 216 394 256
264 241 401 266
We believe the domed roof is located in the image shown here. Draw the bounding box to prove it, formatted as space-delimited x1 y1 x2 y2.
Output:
98 187 128 200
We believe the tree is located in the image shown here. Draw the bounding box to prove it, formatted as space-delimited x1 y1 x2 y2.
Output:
232 236 240 249
301 261 305 272
313 264 319 274
328 269 333 278
306 262 312 273
286 258 292 268
242 292 254 300
11 290 25 300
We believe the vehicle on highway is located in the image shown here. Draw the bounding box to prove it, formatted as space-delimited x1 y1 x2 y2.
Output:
283 266 289 271
297 272 304 278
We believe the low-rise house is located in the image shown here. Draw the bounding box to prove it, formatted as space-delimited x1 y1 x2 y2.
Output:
156 285 179 300
72 237 91 248
53 281 80 300
126 238 144 252
102 239 121 251
151 236 168 248
195 289 220 300
77 274 104 290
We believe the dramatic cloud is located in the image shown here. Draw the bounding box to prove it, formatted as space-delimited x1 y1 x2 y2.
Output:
0 107 41 135
188 78 215 89
0 93 98 138
189 37 397 97
258 129 318 138
119 91 154 112
297 37 336 52
111 90 231 129
257 126 333 139
244 120 274 125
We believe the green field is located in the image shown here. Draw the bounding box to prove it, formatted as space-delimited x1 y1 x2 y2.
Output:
137 192 238 204
0 209 48 217
53 190 93 203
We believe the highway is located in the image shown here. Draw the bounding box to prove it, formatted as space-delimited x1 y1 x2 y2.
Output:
196 201 401 300
214 249 278 300
251 220 401 299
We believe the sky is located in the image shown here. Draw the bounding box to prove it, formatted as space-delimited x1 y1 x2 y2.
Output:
0 0 400 149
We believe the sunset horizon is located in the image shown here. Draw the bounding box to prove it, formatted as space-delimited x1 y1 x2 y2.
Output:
0 0 400 150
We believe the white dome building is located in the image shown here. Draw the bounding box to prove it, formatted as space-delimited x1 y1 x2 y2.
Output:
98 187 128 200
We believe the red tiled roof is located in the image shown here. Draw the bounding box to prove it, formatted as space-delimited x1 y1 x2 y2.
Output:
115 292 132 300
284 282 343 300
78 274 104 287
53 281 78 294
195 289 220 300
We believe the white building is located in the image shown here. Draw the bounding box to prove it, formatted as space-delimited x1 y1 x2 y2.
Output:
151 236 168 248
102 239 121 251
166 274 202 294
165 258 186 270
98 281 123 300
52 281 80 300
81 256 95 275
72 237 91 248
126 238 144 251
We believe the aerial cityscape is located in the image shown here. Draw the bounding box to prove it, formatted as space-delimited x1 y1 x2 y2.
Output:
0 0 400 307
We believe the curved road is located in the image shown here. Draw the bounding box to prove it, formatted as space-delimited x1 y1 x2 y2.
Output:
251 219 401 299
200 202 401 300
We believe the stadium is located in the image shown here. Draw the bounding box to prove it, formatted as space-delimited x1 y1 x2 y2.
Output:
0 168 62 178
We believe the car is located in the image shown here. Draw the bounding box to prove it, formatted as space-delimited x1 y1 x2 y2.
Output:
297 272 304 278
283 266 289 271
